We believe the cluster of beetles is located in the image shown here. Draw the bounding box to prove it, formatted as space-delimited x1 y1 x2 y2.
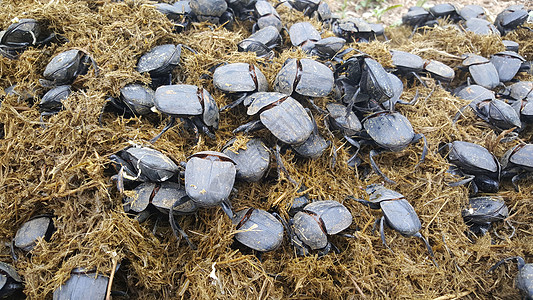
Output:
0 0 532 298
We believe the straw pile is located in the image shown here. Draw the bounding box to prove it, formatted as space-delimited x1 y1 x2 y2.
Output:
0 0 531 299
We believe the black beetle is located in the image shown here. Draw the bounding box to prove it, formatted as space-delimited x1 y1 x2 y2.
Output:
333 17 384 42
423 59 455 83
238 25 281 58
489 256 533 299
274 58 334 101
137 44 195 88
13 215 54 252
190 0 233 25
462 196 513 238
213 63 268 111
232 207 284 253
110 145 179 191
254 0 282 32
440 141 500 193
349 184 437 266
494 5 530 35
151 84 219 142
40 49 97 87
391 50 425 77
235 92 314 146
505 81 533 123
222 138 270 182
123 181 197 218
490 51 526 82
0 262 23 298
461 54 500 90
429 3 460 21
311 36 347 60
124 181 198 249
0 18 57 59
464 18 500 35
292 112 329 160
284 200 353 256
501 143 533 190
288 22 321 53
39 85 72 119
357 111 427 184
107 83 155 117
459 4 486 20
402 6 435 29
184 151 236 218
53 268 109 300
502 40 520 52
456 84 495 102
475 99 521 130
154 1 192 32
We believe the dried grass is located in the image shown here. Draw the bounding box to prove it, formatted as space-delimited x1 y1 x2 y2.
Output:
0 0 532 299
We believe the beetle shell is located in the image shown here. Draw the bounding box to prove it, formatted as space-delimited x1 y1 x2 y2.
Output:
447 141 499 175
364 112 415 152
123 147 179 182
463 54 500 89
152 182 197 214
429 3 458 19
43 49 81 83
0 262 22 298
459 5 486 20
292 129 328 159
472 99 521 130
14 216 53 252
39 85 71 112
120 84 155 116
289 22 320 49
501 144 533 171
201 87 220 129
456 84 495 102
53 269 108 300
313 37 346 57
1 18 42 46
255 1 282 31
274 58 334 98
258 96 314 145
222 138 270 182
516 263 533 299
381 199 422 236
495 5 529 35
326 103 362 136
213 63 268 93
137 44 182 76
465 18 499 35
391 50 425 74
361 58 394 103
490 51 525 82
190 0 228 22
238 26 280 55
303 200 352 235
462 196 508 225
124 182 155 213
424 60 455 82
185 151 236 207
154 84 202 116
366 184 405 204
293 210 328 250
509 81 533 101
233 208 284 252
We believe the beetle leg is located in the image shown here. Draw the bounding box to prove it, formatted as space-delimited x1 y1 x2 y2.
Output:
233 119 264 134
274 144 298 186
221 93 249 112
318 242 333 257
169 196 197 250
488 256 525 273
219 198 235 219
412 133 427 168
192 117 215 140
414 232 438 267
306 98 327 114
379 217 394 254
150 116 176 143
369 149 396 184
346 195 381 210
